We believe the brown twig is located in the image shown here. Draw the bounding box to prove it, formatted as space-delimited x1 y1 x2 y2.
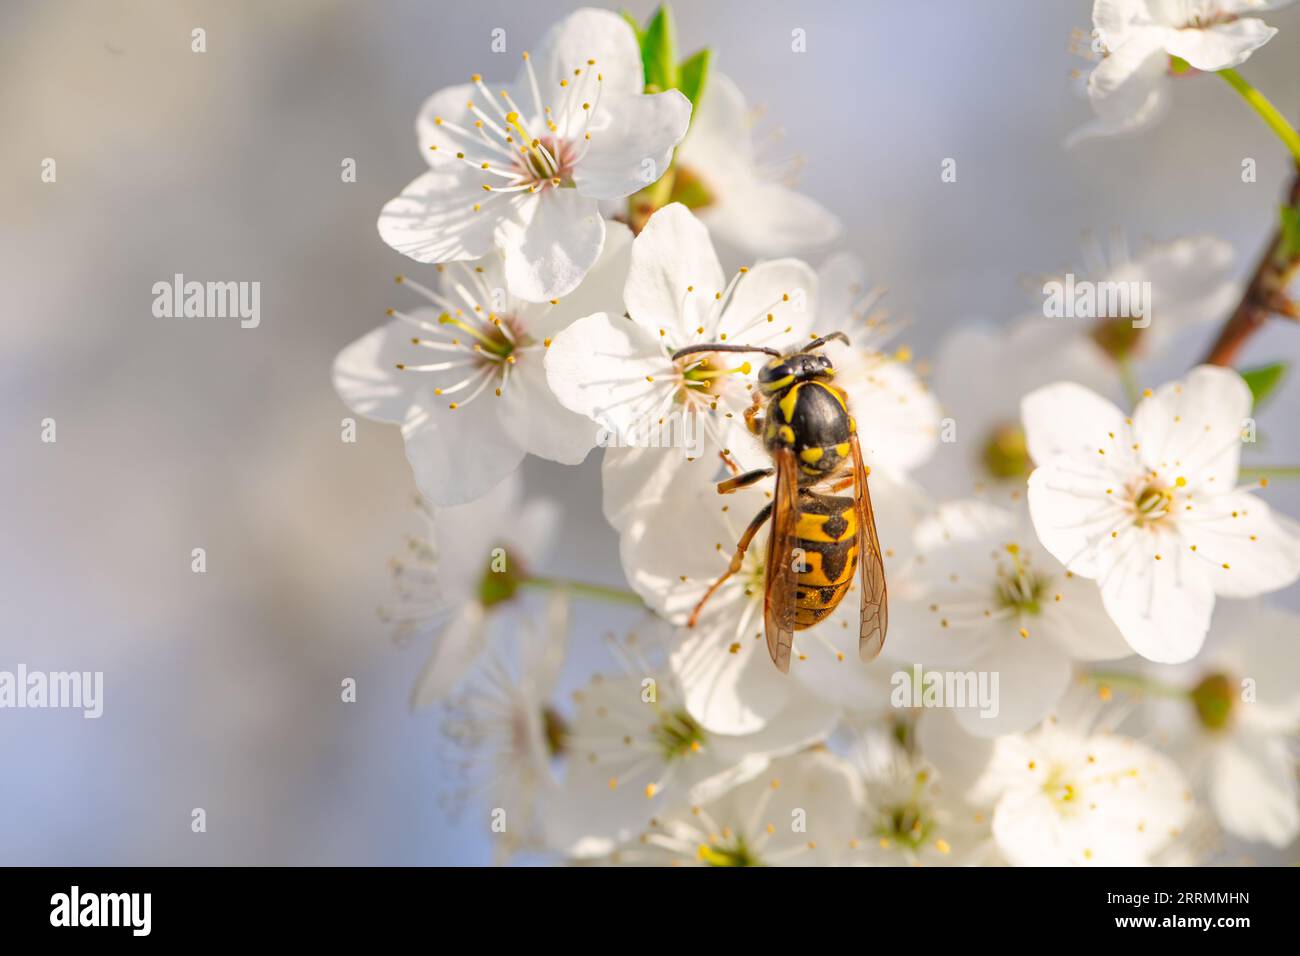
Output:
1202 171 1300 367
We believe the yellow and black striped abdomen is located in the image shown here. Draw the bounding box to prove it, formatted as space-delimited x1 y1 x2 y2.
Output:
792 493 859 629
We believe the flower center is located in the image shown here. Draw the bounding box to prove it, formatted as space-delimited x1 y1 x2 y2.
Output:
667 165 717 210
652 709 706 761
697 835 760 867
1042 765 1081 813
875 800 937 851
391 269 547 411
428 55 603 206
512 130 577 186
676 351 754 402
994 543 1047 616
1090 315 1145 361
981 423 1032 480
1190 672 1235 732
1131 479 1175 527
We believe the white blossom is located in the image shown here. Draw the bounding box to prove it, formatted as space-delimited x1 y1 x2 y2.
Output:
1023 365 1300 662
378 8 690 301
1070 0 1294 144
334 226 630 505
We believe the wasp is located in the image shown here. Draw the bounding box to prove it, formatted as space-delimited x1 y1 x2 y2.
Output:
674 332 887 673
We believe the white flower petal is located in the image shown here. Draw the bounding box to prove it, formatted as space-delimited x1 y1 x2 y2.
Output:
1068 32 1170 145
497 187 605 302
1164 18 1278 71
422 473 524 600
1209 734 1299 846
601 444 715 533
401 392 526 506
668 618 793 735
915 707 996 793
702 179 842 258
1132 365 1250 491
513 498 562 567
574 90 692 201
982 727 1191 866
377 167 501 265
787 598 898 709
1092 0 1135 48
716 257 818 348
1098 527 1215 662
410 603 487 708
332 320 423 424
708 683 841 763
955 638 1073 737
1026 457 1130 579
498 359 598 465
544 310 674 431
676 71 754 172
1210 600 1300 708
529 8 644 99
1021 381 1132 467
623 203 725 340
700 751 862 865
415 83 484 160
1039 569 1133 661
1181 491 1300 597
835 346 941 476
527 220 633 339
815 252 869 329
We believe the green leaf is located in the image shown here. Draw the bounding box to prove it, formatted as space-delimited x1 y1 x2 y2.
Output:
639 6 678 94
1241 361 1289 407
677 46 712 114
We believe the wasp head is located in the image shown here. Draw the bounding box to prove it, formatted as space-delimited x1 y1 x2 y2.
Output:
758 350 834 394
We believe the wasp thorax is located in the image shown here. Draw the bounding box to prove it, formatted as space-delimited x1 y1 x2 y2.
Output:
1190 672 1235 732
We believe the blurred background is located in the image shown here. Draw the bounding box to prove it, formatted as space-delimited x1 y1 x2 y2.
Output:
2 0 1298 865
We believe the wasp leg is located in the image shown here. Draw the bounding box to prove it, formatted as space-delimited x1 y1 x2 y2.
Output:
824 459 870 494
687 503 773 628
826 474 855 493
718 467 774 494
720 450 741 476
743 391 764 436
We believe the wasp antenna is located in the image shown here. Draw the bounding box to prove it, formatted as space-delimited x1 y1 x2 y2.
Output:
671 343 783 362
803 332 851 352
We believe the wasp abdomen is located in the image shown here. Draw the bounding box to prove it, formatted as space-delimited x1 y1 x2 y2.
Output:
791 492 859 630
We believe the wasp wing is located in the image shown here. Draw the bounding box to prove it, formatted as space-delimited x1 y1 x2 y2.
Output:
849 433 888 660
764 447 801 673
